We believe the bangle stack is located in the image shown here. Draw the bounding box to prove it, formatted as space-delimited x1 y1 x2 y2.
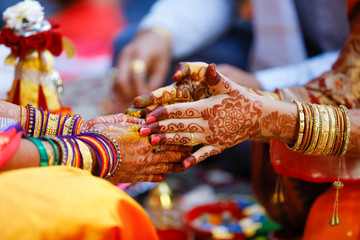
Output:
289 101 350 156
39 130 121 179
290 101 351 227
23 103 83 137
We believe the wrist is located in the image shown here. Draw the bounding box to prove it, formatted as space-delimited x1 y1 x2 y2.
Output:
137 27 172 50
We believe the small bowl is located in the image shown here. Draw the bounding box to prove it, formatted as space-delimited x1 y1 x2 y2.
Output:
184 201 245 240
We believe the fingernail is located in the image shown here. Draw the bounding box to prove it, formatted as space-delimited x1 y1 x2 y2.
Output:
140 127 151 136
146 116 156 124
183 161 191 169
172 70 182 81
151 135 160 144
160 175 167 181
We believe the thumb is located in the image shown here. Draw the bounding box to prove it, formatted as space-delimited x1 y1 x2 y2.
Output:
205 63 234 94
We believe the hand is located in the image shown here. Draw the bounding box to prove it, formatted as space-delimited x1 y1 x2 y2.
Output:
80 113 145 132
127 62 213 117
216 64 262 90
139 63 264 168
89 121 192 183
113 30 172 110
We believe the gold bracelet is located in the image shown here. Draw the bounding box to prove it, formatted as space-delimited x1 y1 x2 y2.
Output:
299 103 312 152
62 117 72 135
288 101 304 151
323 105 336 155
313 105 330 155
340 105 351 156
76 139 93 173
46 114 59 136
304 103 321 154
44 144 55 166
33 109 42 138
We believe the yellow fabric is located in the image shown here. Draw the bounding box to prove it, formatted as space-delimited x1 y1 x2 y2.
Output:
0 166 158 240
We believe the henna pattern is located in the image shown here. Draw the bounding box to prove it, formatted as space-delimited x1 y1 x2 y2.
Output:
168 108 201 119
201 90 262 148
159 122 205 132
262 111 296 136
161 133 190 145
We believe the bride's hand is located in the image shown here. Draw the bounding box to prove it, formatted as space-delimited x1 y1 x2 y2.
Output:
126 62 213 117
139 63 265 168
89 121 191 183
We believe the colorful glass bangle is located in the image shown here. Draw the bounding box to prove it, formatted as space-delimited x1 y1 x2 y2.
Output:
26 137 48 167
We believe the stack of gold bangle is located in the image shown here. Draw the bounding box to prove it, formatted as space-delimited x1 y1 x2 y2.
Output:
289 101 351 156
22 104 83 137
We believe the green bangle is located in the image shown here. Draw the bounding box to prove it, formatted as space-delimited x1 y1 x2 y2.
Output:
26 137 49 167
40 137 59 165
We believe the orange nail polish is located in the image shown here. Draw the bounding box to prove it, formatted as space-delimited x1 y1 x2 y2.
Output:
183 161 191 168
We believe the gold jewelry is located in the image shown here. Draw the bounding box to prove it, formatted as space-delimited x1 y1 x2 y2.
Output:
185 132 201 146
304 103 320 154
46 114 59 136
44 144 55 166
130 59 147 74
314 105 330 155
62 117 72 135
288 101 304 151
33 109 42 138
323 105 336 155
77 139 93 173
169 85 177 101
153 145 165 154
340 105 351 156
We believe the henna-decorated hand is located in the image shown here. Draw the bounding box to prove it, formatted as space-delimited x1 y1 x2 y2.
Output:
80 113 146 132
137 63 262 168
138 63 298 169
89 121 192 183
126 62 213 117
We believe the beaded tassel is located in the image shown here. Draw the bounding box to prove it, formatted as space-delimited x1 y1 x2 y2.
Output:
329 156 344 226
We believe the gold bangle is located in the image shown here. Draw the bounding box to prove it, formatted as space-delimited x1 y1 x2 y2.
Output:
288 101 304 151
20 106 26 129
46 114 59 136
340 105 351 156
77 140 93 173
64 139 73 167
323 105 336 155
333 107 344 156
33 109 42 138
62 117 72 135
44 144 55 166
304 103 321 154
313 105 330 155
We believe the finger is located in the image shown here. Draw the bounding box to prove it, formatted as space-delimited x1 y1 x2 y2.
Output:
126 104 167 118
150 132 203 146
145 97 223 123
115 48 135 100
205 63 237 94
142 163 184 174
152 145 193 153
132 84 177 108
129 174 167 182
172 62 209 82
131 58 149 96
140 118 207 135
148 57 169 91
182 145 221 168
151 151 190 163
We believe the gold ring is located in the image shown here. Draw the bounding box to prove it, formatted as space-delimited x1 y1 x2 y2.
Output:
131 59 147 74
169 85 177 101
185 132 201 146
153 145 165 154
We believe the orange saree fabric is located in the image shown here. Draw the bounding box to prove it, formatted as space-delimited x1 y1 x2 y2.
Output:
0 167 158 240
